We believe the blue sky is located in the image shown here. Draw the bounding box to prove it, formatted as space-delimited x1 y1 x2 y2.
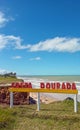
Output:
0 0 80 75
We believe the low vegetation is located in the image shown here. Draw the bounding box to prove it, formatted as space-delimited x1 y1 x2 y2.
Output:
0 100 80 130
0 76 23 84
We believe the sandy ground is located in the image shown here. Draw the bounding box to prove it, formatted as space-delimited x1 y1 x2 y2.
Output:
30 92 59 104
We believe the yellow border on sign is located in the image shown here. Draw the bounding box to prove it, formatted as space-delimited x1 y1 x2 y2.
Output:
9 88 78 94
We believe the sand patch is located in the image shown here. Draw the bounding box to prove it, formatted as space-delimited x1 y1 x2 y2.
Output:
30 92 59 104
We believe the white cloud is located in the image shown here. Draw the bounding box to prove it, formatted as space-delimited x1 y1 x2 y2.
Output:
12 56 22 59
0 68 9 74
0 11 14 28
30 57 41 61
0 34 30 50
0 35 80 53
28 37 80 53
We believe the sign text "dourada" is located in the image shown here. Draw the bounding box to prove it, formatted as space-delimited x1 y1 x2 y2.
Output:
11 82 76 90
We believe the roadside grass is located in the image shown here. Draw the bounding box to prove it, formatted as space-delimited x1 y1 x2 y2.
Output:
0 100 80 130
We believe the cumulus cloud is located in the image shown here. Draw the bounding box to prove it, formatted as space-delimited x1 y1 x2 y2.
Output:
0 11 14 28
12 56 22 59
28 37 80 53
30 57 41 61
0 34 30 50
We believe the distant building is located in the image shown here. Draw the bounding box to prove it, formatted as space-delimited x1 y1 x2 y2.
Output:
0 72 16 78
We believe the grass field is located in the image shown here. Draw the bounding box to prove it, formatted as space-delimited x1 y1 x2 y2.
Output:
0 76 23 84
0 100 80 130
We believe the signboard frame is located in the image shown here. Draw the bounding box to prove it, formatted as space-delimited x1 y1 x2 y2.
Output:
9 82 78 113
